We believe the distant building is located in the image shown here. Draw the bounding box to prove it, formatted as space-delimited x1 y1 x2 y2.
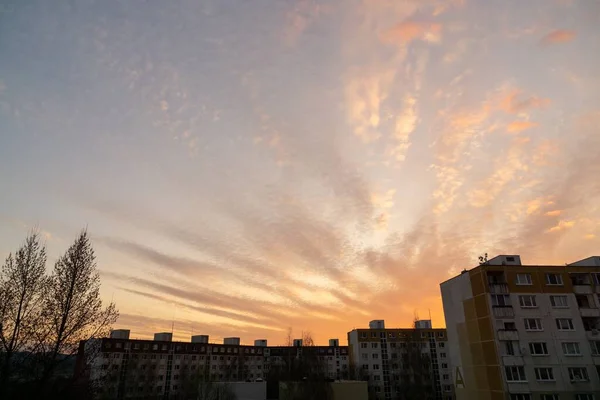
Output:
348 320 453 400
441 254 600 400
76 332 349 399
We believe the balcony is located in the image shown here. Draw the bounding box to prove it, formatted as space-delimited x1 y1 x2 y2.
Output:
489 283 509 294
493 307 515 318
583 317 600 332
580 308 600 318
571 273 592 294
497 330 519 341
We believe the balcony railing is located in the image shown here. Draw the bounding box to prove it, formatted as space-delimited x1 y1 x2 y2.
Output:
497 330 519 341
493 307 515 318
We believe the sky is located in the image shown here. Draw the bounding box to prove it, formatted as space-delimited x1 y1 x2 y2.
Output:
1 0 599 345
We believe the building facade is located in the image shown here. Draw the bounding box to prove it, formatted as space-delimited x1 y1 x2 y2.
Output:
77 331 349 399
441 254 600 400
347 320 453 400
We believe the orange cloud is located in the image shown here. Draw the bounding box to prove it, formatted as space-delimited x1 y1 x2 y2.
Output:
500 90 551 114
547 220 575 233
545 210 562 217
540 29 576 45
507 120 538 133
381 21 442 45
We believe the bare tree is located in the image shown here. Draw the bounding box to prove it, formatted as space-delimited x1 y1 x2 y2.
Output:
0 232 47 394
301 331 315 347
37 230 118 393
284 327 293 346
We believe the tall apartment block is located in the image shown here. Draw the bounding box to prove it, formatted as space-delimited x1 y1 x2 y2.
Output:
347 320 454 400
441 255 600 400
77 331 349 399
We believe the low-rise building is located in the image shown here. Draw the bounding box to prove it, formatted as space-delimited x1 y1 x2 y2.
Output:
76 331 349 399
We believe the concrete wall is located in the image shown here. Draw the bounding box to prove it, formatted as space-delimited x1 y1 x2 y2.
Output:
330 381 368 400
279 381 368 400
228 382 266 400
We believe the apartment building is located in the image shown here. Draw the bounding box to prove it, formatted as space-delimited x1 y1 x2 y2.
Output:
347 320 453 400
77 331 349 399
441 255 600 400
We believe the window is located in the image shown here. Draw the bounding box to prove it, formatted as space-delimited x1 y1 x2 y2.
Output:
591 341 600 355
535 367 554 381
443 385 451 391
568 367 589 382
516 273 532 285
556 318 575 331
562 342 581 356
360 332 367 339
373 375 381 381
362 364 369 369
442 363 448 368
371 343 378 348
504 322 516 330
372 354 379 359
529 342 548 356
519 295 537 308
361 353 368 360
360 343 367 348
438 342 445 348
373 364 380 370
491 294 511 307
505 366 526 382
440 352 446 358
510 394 531 400
576 395 596 400
594 273 600 285
546 273 563 285
524 318 543 331
504 341 515 356
371 332 377 338
550 295 568 308
443 374 449 380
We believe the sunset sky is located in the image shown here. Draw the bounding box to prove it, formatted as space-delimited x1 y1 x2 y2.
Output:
1 0 599 345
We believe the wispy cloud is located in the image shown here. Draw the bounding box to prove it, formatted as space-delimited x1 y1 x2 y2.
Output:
381 21 442 45
507 120 538 133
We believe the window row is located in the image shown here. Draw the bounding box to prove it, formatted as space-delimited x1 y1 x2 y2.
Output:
359 331 445 339
513 272 600 286
504 340 600 356
492 294 574 308
519 317 575 331
505 366 590 382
